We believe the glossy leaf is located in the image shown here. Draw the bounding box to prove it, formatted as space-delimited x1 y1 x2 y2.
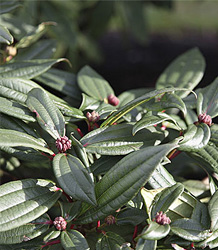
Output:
0 24 13 44
0 0 21 14
35 68 81 105
81 123 167 155
101 88 188 127
210 124 218 146
53 153 96 206
0 77 39 103
0 58 66 79
136 238 157 250
26 88 65 139
138 221 170 240
209 189 218 231
77 142 178 224
170 219 210 242
0 213 50 244
96 231 125 250
61 230 89 250
156 48 205 98
178 123 210 151
151 183 184 219
0 129 54 155
197 77 218 118
0 179 62 232
77 65 114 101
133 112 179 135
0 97 35 122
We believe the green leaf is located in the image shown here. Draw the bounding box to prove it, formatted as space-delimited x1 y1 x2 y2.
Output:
77 65 114 101
0 77 39 103
101 88 188 127
170 219 210 242
0 129 54 155
197 77 218 118
156 48 205 98
138 221 170 240
96 231 125 250
53 153 97 206
0 58 66 79
61 230 89 250
79 93 100 111
0 0 21 14
16 22 55 49
0 179 62 232
145 93 187 115
81 124 167 155
77 142 178 224
0 97 36 122
0 213 50 244
178 123 210 152
210 124 218 146
208 189 218 231
35 68 81 105
136 238 157 250
0 24 13 44
151 183 184 219
133 112 179 135
26 88 65 139
116 207 147 226
199 229 218 249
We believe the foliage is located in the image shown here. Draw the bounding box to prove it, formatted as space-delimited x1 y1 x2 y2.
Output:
1 1 218 250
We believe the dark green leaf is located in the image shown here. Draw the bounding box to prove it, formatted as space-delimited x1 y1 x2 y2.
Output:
156 48 205 98
179 123 210 151
0 0 21 14
0 179 62 232
170 219 210 242
77 142 178 224
0 24 13 44
96 231 125 250
0 97 35 122
151 183 184 219
53 153 96 206
0 129 53 155
138 221 170 240
209 189 218 231
0 213 50 244
136 238 157 250
77 65 114 101
0 58 66 79
197 77 218 118
61 230 89 250
26 88 65 139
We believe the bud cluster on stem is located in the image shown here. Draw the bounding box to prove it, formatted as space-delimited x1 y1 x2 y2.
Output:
56 136 72 153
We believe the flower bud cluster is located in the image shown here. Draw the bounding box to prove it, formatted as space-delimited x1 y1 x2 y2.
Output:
107 94 119 106
105 215 116 225
56 136 71 153
155 211 171 225
86 111 100 123
53 216 67 231
198 113 212 126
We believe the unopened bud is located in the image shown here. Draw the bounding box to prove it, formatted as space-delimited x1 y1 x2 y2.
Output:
86 111 100 123
105 215 116 225
56 136 71 153
53 216 67 231
155 211 171 225
108 94 119 106
198 113 212 126
6 46 17 57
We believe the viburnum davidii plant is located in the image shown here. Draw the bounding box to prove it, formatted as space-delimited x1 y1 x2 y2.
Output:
2 4 218 250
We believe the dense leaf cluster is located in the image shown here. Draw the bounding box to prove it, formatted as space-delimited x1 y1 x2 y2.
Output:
1 1 218 250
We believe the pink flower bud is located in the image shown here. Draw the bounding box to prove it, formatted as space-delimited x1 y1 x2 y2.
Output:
86 111 100 123
155 211 171 225
108 94 119 106
53 216 67 231
56 136 72 153
105 215 116 225
198 113 212 126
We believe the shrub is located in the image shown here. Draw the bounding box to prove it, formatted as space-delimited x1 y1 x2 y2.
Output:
1 2 218 250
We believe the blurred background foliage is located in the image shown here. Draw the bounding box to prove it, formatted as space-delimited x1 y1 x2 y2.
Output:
1 0 218 93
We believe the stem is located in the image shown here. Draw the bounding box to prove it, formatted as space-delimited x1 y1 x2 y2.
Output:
41 240 61 248
77 128 84 137
40 152 55 161
62 191 72 203
132 225 138 241
168 149 181 160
